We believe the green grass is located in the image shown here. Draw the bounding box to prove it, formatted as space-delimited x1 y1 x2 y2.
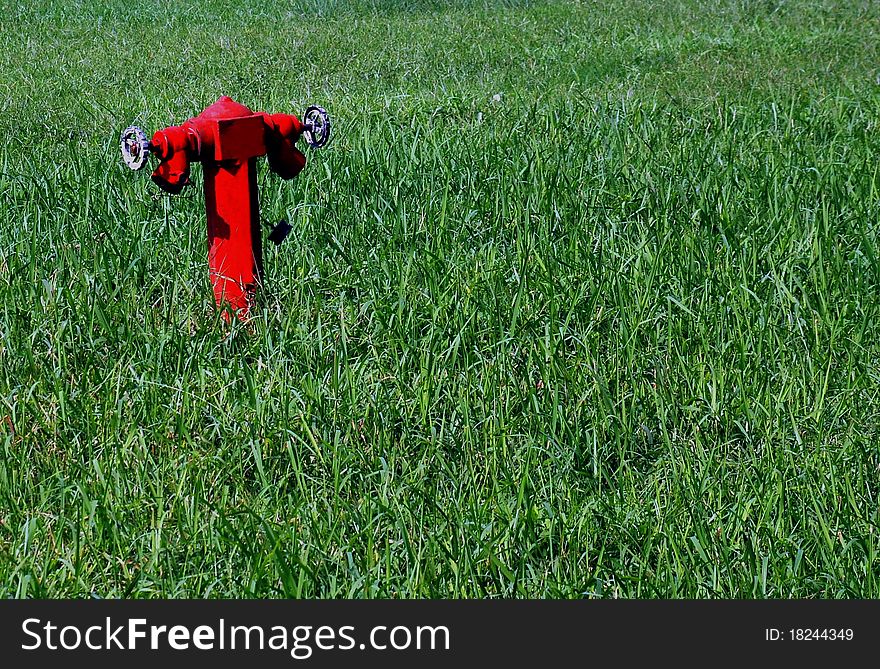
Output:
1 0 879 597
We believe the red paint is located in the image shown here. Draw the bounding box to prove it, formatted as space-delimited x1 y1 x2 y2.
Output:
149 96 307 319
204 156 261 315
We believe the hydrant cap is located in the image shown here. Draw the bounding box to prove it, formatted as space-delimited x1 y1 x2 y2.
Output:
199 96 255 120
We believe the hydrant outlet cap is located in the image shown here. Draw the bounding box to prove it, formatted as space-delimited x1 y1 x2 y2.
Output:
120 126 151 170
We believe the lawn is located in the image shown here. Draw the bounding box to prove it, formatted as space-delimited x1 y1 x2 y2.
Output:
0 0 879 597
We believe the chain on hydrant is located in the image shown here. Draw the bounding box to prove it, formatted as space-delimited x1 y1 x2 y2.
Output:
120 96 330 320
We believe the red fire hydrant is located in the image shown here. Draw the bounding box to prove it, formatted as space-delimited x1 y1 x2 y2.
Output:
120 96 330 320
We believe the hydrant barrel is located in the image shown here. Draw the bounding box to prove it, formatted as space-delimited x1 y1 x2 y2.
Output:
204 150 262 315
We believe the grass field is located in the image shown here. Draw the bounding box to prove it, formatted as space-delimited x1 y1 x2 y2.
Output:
1 0 879 598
